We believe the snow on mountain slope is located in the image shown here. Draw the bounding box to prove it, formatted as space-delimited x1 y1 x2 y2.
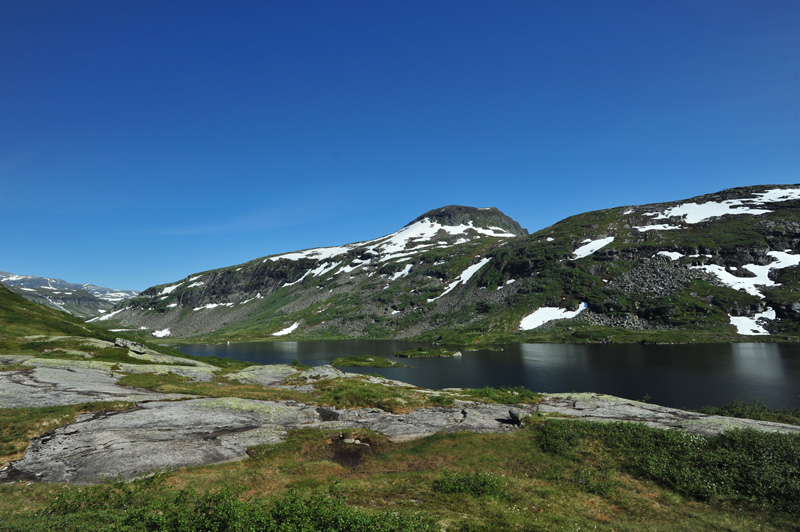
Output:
90 186 800 341
264 217 517 265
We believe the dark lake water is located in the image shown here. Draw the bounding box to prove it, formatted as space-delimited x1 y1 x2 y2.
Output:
178 341 800 410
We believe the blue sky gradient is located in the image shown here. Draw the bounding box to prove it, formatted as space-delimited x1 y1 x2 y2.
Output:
2 1 798 290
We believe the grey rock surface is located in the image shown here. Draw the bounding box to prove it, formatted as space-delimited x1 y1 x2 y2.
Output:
0 366 191 408
539 393 800 437
0 398 534 484
5 362 800 486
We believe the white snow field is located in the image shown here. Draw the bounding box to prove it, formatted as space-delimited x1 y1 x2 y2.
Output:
519 303 588 330
272 322 300 336
572 237 614 260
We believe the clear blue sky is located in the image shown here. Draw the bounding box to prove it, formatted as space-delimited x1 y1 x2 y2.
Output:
2 1 798 291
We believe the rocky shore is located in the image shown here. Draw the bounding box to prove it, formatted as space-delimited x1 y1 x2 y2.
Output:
2 356 799 485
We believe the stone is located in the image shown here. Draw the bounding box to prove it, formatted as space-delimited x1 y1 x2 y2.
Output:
114 338 148 354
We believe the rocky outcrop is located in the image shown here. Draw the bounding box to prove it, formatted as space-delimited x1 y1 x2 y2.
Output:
0 363 192 408
605 256 717 296
0 398 535 484
538 394 800 437
3 363 800 485
114 338 147 354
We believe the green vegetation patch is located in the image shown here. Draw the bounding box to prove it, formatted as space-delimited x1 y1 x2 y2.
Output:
535 418 800 512
394 347 459 358
455 386 541 406
432 471 505 498
3 425 799 531
1 477 438 532
311 378 433 414
116 372 307 402
696 399 800 427
331 355 406 368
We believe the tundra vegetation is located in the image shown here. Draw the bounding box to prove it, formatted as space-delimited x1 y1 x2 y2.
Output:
2 264 800 530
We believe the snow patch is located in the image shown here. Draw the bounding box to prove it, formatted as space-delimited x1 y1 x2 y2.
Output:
519 303 588 330
643 188 800 225
187 281 205 288
634 224 682 232
657 251 684 261
193 302 235 311
167 303 178 308
152 328 171 338
159 284 181 296
693 251 800 298
241 293 264 305
730 308 776 336
87 308 125 322
572 237 614 259
428 257 492 302
390 263 413 281
272 322 300 336
262 217 516 266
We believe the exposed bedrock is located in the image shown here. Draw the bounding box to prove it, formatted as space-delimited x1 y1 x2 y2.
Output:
0 398 533 484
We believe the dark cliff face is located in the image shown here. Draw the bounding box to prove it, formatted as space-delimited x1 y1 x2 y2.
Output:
409 205 528 236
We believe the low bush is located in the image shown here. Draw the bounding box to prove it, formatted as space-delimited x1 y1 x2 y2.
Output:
535 419 800 512
5 479 440 532
432 471 504 498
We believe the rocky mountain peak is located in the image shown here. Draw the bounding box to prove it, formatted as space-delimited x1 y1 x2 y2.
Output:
408 205 528 236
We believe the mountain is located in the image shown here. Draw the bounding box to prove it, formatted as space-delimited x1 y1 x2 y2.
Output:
97 186 800 343
0 272 138 319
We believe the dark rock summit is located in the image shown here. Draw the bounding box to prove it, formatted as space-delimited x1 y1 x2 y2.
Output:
409 205 528 236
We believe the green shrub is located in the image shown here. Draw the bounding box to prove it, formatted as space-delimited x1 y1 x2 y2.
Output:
432 471 504 498
534 419 800 512
696 399 800 426
5 479 441 532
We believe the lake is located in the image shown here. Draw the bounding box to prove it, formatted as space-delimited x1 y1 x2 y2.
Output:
178 341 800 410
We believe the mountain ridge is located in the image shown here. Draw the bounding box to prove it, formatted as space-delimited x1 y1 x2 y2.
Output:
92 185 800 343
0 272 139 319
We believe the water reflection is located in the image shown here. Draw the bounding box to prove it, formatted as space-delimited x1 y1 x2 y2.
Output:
179 341 800 410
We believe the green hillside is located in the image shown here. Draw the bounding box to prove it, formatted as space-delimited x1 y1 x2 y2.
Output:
91 185 800 345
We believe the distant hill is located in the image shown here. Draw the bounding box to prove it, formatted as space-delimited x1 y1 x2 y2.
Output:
0 272 138 319
96 186 800 344
0 282 113 339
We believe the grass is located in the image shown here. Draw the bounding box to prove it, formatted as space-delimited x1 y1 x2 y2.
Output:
116 372 307 402
394 347 459 358
696 399 800 427
330 355 406 368
3 423 799 531
0 364 29 372
455 386 542 405
534 418 800 513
